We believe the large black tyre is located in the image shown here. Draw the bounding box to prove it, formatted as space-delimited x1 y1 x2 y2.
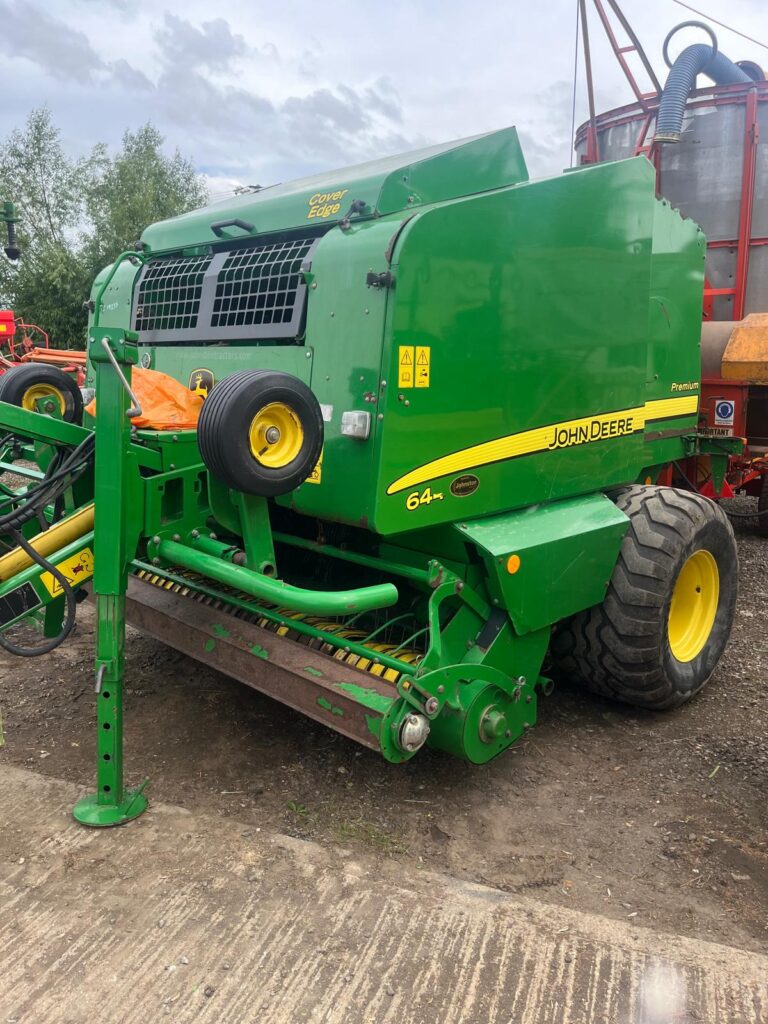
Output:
552 485 738 710
198 369 323 497
0 363 83 424
757 475 768 538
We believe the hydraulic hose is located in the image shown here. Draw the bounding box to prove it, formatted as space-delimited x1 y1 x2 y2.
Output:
0 528 77 656
655 24 752 143
0 433 95 655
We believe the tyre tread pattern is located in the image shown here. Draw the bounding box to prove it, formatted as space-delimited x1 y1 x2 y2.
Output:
552 485 736 710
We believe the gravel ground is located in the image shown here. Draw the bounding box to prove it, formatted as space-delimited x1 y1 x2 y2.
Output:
0 496 766 953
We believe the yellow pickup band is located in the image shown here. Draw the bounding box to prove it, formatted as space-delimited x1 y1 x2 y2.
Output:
386 394 699 496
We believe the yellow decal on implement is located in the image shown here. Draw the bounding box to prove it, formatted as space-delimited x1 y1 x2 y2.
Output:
189 368 214 398
306 448 323 484
415 346 430 389
307 189 348 220
39 547 94 597
387 394 699 495
398 346 414 388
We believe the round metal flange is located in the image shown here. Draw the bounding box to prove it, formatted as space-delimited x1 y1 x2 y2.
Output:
663 21 717 69
479 705 508 743
398 713 430 753
73 788 149 828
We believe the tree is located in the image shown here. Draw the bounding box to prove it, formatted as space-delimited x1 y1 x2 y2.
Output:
83 125 207 275
0 108 93 343
0 109 207 348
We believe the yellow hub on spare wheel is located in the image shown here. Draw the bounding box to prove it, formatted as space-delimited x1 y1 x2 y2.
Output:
668 549 719 662
21 384 66 415
248 402 303 468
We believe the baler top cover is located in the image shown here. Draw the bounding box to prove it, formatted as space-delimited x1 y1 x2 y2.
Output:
140 129 529 253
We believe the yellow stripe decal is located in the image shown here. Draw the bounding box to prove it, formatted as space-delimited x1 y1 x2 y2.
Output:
387 395 699 495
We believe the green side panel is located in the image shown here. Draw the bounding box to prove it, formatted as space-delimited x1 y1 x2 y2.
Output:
139 129 528 254
645 198 705 403
137 345 313 391
459 492 630 634
285 217 396 526
377 128 528 214
642 196 705 466
372 157 657 535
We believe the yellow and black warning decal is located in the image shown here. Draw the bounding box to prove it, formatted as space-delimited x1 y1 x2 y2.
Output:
398 346 414 388
306 448 323 484
415 346 430 388
387 395 699 495
399 345 431 389
39 547 95 597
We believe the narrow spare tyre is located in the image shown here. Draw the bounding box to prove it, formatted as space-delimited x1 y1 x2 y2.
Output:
0 363 84 424
197 369 323 497
551 485 738 710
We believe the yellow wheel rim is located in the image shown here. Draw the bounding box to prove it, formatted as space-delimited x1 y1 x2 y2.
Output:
248 402 303 468
21 383 66 415
668 549 719 663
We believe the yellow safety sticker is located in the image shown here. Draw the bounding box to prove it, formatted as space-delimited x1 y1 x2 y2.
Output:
39 547 94 597
307 449 323 484
415 346 430 389
398 346 414 388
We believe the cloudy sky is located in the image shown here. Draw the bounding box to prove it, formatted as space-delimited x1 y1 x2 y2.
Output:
0 0 765 198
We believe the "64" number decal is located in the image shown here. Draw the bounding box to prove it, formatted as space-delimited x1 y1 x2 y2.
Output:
405 486 445 511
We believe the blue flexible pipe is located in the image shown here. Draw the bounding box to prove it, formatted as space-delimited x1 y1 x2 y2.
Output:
655 44 752 143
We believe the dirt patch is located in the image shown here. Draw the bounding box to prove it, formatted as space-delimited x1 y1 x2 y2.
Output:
1 498 767 953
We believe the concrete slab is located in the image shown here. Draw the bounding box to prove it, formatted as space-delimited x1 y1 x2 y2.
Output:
0 763 765 1024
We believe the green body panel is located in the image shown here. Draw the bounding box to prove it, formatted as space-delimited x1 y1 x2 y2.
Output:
286 216 397 526
373 157 700 534
138 129 528 254
641 197 706 466
145 345 312 393
459 493 630 635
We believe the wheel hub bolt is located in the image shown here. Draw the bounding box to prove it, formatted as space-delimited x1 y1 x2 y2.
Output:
265 426 281 444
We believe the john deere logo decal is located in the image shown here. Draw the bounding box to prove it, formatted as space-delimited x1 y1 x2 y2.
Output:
189 369 214 398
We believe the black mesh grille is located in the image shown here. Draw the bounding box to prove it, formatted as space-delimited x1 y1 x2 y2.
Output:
134 254 212 332
132 235 319 343
211 238 314 329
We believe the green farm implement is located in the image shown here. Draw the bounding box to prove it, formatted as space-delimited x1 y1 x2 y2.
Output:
0 129 738 825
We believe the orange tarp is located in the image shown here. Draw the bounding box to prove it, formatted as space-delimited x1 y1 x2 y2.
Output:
86 366 203 430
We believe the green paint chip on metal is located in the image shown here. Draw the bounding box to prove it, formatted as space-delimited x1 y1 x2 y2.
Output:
335 681 394 714
204 638 216 652
317 696 344 717
250 644 269 659
213 624 231 638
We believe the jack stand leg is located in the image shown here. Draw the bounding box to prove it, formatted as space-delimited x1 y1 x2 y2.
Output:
74 325 149 827
73 595 148 827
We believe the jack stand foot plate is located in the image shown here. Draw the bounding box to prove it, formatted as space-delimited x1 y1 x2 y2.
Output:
73 786 149 828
